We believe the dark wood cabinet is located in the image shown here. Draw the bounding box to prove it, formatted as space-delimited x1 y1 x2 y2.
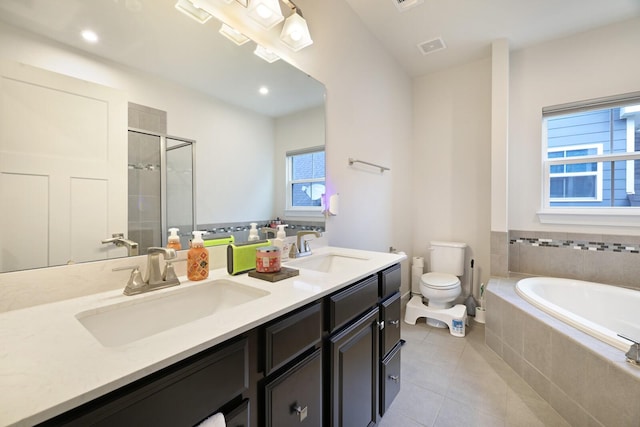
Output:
264 348 323 427
329 307 380 427
40 263 403 427
39 336 249 427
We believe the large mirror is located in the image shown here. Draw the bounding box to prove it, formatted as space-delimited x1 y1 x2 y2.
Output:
0 0 326 273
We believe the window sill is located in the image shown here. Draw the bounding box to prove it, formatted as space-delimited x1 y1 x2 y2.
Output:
537 208 640 227
284 209 324 220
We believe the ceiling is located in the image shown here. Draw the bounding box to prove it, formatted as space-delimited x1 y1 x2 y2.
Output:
343 0 640 77
1 0 638 113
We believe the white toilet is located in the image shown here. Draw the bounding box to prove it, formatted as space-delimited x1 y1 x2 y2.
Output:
404 241 468 337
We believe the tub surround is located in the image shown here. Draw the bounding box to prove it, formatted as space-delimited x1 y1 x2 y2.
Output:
491 230 640 290
0 246 403 426
486 276 640 427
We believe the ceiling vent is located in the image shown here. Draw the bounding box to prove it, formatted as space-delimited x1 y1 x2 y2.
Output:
417 37 446 55
392 0 424 12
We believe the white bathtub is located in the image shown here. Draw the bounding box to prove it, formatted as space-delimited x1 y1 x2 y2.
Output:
516 277 639 352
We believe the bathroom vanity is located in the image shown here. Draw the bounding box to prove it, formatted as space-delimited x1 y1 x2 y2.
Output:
0 247 404 427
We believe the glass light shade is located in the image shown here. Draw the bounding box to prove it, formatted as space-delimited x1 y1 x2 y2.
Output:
247 0 284 30
175 0 212 24
254 45 280 63
219 24 250 45
280 12 313 51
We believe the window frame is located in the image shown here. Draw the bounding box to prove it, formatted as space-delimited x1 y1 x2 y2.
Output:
546 143 603 203
537 92 640 227
285 147 325 217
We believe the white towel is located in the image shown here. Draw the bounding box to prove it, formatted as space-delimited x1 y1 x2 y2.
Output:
197 412 226 427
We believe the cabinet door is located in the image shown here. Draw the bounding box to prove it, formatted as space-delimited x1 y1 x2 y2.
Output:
380 342 401 417
380 292 401 357
329 307 379 427
264 348 323 427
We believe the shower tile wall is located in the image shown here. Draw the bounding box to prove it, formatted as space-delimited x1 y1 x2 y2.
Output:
507 230 640 290
128 103 167 253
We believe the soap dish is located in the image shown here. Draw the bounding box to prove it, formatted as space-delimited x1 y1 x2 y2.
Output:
248 266 299 282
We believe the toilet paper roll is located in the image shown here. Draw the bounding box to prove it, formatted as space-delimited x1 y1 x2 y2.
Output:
411 264 423 294
412 256 424 268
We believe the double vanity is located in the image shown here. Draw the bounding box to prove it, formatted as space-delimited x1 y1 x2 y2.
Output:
0 246 405 426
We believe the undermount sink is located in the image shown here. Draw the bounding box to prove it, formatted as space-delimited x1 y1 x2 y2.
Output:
76 280 269 347
286 253 369 273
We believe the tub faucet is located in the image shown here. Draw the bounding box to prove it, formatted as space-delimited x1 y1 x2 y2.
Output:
102 233 139 256
290 231 321 258
120 247 180 296
618 334 640 364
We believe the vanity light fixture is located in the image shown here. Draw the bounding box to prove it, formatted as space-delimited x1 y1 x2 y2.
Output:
81 30 99 43
279 1 312 51
247 0 284 30
219 23 250 45
254 45 280 63
175 0 213 24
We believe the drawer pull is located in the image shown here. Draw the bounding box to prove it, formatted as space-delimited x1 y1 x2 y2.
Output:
291 404 308 422
389 320 400 328
389 375 399 383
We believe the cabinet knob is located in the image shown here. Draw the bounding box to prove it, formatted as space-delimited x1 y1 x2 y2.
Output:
389 319 400 328
291 404 308 422
377 321 385 330
389 375 399 383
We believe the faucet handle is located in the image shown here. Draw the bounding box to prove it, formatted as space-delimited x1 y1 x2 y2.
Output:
289 242 298 258
163 261 180 285
114 265 145 295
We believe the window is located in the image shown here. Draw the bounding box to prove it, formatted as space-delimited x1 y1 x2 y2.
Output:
286 147 325 214
542 93 640 212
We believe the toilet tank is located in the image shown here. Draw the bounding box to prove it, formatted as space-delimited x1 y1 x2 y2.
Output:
429 241 467 276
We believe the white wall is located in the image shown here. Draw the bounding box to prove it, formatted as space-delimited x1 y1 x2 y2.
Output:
291 0 414 259
509 17 640 235
412 58 492 293
0 21 275 226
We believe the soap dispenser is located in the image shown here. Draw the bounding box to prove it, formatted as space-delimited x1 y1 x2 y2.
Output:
188 230 209 281
167 227 181 250
248 222 259 241
274 224 290 261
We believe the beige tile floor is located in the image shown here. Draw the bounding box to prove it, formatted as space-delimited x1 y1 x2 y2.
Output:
380 317 571 427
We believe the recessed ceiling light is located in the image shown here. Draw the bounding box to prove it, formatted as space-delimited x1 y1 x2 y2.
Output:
81 30 99 43
259 86 269 95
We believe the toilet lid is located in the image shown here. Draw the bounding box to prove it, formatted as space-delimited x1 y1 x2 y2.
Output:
420 272 460 289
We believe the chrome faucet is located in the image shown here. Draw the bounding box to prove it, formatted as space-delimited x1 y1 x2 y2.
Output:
289 231 321 258
119 247 180 296
618 334 640 364
262 227 277 239
102 233 139 256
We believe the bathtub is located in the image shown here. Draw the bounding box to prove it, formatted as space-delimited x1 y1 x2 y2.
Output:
516 277 639 352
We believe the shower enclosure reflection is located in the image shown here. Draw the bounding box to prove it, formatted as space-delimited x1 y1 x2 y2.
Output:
128 130 195 255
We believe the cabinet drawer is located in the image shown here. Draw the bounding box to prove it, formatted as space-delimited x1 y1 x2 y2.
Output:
380 292 401 357
264 348 323 427
380 342 401 417
328 275 378 333
41 337 248 426
379 263 401 300
264 302 322 375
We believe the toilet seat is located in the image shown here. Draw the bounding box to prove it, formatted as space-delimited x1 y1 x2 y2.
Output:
421 272 460 290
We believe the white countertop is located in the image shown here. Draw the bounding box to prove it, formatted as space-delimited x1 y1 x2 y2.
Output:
0 246 405 426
